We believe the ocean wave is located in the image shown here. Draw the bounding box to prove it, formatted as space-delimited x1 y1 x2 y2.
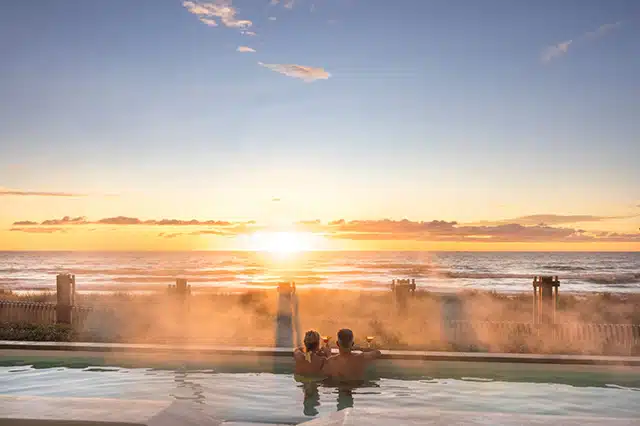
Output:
583 274 640 285
442 272 640 285
540 264 588 271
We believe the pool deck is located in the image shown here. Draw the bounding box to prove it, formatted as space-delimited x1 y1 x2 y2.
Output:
1 340 640 366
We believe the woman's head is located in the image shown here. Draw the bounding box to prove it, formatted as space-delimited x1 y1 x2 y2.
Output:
304 330 320 351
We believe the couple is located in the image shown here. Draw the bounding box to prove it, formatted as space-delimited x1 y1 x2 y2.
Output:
294 328 382 382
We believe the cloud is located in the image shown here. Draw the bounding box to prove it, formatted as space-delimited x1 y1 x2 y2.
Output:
268 16 277 21
15 216 239 227
41 216 88 226
542 20 624 63
242 31 256 36
258 62 330 82
10 227 65 234
237 46 256 53
471 214 633 227
541 40 572 62
585 21 623 40
0 189 86 197
294 218 640 243
97 216 143 225
198 17 218 26
182 0 252 29
10 215 639 243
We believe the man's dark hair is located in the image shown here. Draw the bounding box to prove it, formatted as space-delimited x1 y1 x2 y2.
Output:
337 328 354 349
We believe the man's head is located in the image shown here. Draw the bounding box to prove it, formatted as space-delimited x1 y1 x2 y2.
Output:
337 328 354 353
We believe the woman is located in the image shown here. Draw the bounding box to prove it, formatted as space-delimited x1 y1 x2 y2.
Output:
294 330 331 378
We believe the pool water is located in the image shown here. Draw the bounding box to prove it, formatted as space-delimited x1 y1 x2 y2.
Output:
1 366 639 424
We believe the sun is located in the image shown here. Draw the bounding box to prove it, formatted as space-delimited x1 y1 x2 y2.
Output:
248 231 317 254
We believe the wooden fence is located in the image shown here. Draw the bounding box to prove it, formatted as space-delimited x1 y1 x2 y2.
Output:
0 300 93 329
442 320 640 353
1 299 638 353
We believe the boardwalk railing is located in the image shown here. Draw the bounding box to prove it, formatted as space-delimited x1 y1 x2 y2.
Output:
0 301 93 328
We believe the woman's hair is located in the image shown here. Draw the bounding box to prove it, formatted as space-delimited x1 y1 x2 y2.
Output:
304 330 320 352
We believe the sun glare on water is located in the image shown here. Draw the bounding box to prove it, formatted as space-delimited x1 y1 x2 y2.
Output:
248 231 318 254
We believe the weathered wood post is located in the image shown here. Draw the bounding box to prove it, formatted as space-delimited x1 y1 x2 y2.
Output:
275 282 296 348
167 278 191 341
391 278 416 314
532 276 560 325
533 276 560 346
56 273 76 324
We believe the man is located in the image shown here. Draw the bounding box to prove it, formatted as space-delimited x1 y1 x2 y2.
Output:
322 328 382 382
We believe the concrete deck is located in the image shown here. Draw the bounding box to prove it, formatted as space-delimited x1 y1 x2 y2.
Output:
1 340 639 366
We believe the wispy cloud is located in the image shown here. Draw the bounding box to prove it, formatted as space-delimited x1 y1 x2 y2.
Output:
10 227 66 234
258 62 330 82
237 46 256 53
198 17 218 26
242 31 256 36
42 216 88 226
312 219 640 243
14 216 244 227
182 0 252 29
585 21 623 40
469 214 634 227
542 20 624 63
0 188 86 197
541 40 572 63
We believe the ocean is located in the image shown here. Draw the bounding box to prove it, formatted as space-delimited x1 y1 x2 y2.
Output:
1 251 639 294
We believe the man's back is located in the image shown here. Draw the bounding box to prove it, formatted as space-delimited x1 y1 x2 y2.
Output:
323 351 378 382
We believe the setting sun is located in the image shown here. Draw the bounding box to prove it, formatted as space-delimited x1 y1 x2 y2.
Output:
247 231 320 253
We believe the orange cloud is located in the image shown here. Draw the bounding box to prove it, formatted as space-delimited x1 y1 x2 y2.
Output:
10 227 66 234
8 216 640 243
0 189 85 197
468 214 634 227
258 62 330 82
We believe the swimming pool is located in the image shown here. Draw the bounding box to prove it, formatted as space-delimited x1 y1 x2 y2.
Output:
1 355 639 424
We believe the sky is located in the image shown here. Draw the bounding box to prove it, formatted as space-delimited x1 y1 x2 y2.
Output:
0 0 639 251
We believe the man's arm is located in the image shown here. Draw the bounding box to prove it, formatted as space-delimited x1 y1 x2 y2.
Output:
361 349 382 361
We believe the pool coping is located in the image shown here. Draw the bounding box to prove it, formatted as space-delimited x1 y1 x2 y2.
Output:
1 341 639 366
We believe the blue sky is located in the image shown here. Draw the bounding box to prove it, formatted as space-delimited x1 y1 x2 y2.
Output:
0 0 639 232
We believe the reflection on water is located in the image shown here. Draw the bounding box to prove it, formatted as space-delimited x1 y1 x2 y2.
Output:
2 366 640 423
336 387 353 411
301 382 320 416
171 369 206 405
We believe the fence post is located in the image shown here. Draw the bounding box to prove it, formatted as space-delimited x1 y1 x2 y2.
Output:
391 278 416 314
56 274 75 324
